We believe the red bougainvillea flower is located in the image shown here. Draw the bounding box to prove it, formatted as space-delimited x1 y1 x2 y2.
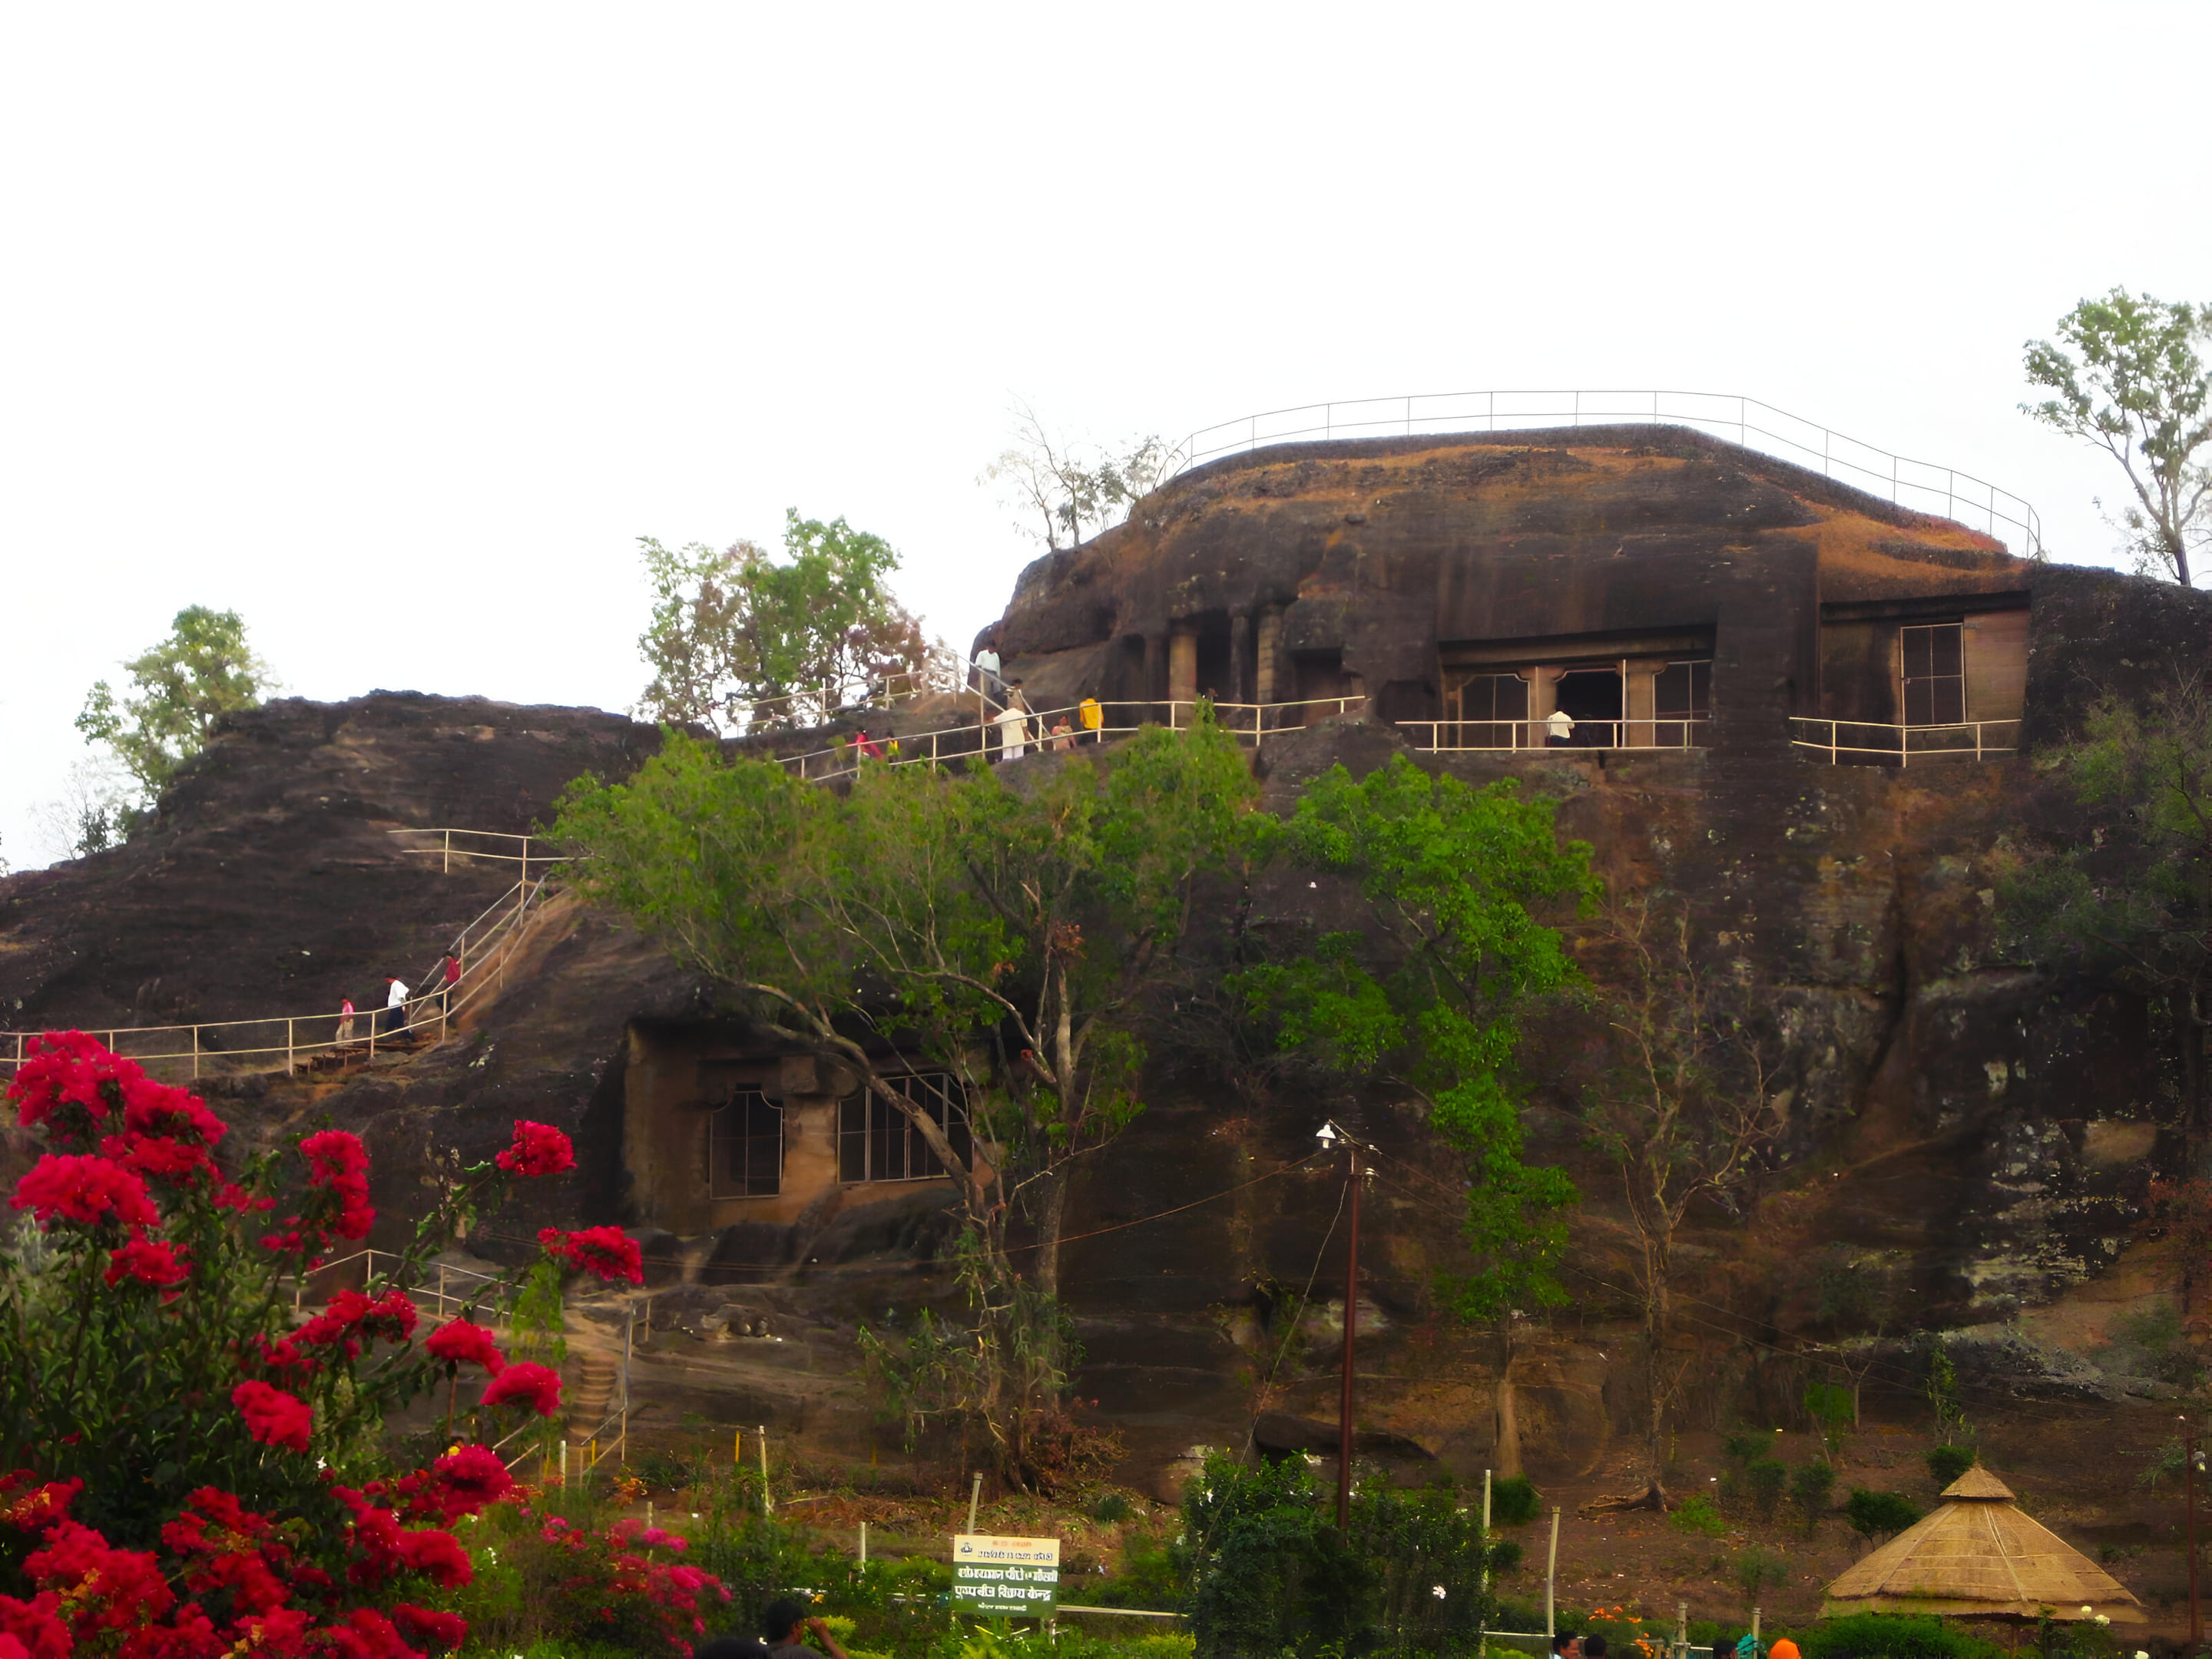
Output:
392 1604 469 1653
496 1119 575 1177
0 1473 81 1533
429 1445 514 1515
297 1289 418 1359
4 1030 135 1141
104 1235 189 1290
120 1074 227 1145
0 1595 68 1659
481 1360 562 1416
22 1518 176 1631
424 1317 505 1375
99 1129 217 1185
230 1382 313 1454
297 1128 376 1240
537 1224 644 1284
10 1154 161 1230
253 1334 320 1377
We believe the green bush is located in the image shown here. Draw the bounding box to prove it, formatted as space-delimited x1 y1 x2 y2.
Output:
1092 1491 1135 1524
1489 1475 1542 1528
1924 1445 1976 1487
1721 1434 1770 1463
1733 1547 1787 1608
1802 1612 2001 1659
1744 1459 1789 1522
1845 1488 1924 1546
1671 1494 1730 1538
1790 1460 1837 1524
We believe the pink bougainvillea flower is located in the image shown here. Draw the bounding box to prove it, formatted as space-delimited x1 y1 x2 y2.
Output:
230 1382 313 1454
481 1361 562 1416
4 1030 136 1141
423 1317 505 1375
104 1235 189 1290
495 1120 575 1177
0 1473 81 1535
10 1154 161 1230
297 1129 375 1240
537 1224 644 1284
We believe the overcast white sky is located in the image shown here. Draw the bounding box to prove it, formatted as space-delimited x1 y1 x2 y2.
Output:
4 3 2208 868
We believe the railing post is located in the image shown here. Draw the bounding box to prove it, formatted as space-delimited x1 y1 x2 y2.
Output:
286 1018 294 1075
443 829 451 875
191 1026 199 1081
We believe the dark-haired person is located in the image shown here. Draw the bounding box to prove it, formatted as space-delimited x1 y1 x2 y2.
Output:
762 1597 850 1659
1551 1633 1579 1659
1582 1638 1608 1659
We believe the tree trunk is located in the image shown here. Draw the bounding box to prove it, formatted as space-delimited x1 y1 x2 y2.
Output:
1644 1253 1671 1479
2187 998 2207 1142
1493 1322 1523 1479
1033 1163 1069 1301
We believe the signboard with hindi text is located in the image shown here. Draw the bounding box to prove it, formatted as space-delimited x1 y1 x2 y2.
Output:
951 1535 1061 1615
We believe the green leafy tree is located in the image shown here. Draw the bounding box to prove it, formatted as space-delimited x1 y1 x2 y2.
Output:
1578 893 1784 1490
2024 288 2212 585
1999 684 2212 1130
76 605 273 810
551 710 1259 1480
1236 756 1596 1477
634 510 948 735
1845 1488 1924 1552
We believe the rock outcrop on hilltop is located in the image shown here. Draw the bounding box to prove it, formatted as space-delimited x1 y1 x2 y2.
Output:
8 432 2212 1491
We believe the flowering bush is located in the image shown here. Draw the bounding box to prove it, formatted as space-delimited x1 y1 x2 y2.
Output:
0 1032 711 1657
538 1225 644 1285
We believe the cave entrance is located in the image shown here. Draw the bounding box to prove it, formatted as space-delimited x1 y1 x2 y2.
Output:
1555 668 1621 746
1293 651 1366 724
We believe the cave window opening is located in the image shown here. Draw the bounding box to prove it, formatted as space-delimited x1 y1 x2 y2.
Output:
1653 658 1712 746
1444 671 1531 747
1554 668 1622 747
708 1088 784 1199
839 1072 972 1184
1900 622 1965 726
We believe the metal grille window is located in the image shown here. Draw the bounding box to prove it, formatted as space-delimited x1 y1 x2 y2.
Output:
1444 671 1530 747
839 1073 972 1184
1900 624 1965 726
708 1089 783 1198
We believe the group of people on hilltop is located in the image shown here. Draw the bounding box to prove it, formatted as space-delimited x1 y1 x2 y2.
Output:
332 955 462 1047
844 644 1106 769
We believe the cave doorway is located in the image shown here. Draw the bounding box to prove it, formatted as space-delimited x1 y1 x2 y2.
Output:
1555 669 1621 747
1194 615 1233 704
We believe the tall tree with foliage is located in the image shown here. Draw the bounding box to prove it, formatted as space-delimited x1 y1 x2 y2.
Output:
1577 892 1783 1493
633 510 949 734
982 402 1180 551
1237 756 1595 1477
551 709 1259 1481
2024 289 2212 585
1998 684 2212 1131
76 605 273 810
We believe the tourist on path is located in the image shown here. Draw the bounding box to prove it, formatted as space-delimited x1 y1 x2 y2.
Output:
336 997 356 1045
1545 706 1574 747
760 1598 849 1659
995 694 1030 762
440 954 460 1020
383 975 409 1035
1078 694 1103 744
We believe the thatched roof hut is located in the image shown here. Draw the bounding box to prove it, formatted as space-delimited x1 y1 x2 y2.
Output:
1824 1465 2144 1622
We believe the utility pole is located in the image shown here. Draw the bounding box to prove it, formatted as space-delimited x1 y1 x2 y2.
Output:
1319 1121 1365 1530
2187 1414 2203 1648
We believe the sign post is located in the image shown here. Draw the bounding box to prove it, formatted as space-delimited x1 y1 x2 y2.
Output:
951 1535 1061 1618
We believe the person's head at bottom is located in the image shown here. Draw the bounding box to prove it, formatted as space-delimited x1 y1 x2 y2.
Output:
1552 1633 1578 1659
1583 1638 1608 1659
763 1598 810 1647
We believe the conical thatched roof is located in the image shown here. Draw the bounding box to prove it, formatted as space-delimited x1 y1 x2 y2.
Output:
1825 1466 2143 1622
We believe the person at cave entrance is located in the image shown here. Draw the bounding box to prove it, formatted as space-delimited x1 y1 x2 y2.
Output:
383 975 409 1035
1545 705 1575 747
336 997 356 1045
760 1597 850 1659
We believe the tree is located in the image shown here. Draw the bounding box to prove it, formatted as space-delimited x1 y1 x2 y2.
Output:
982 402 1180 552
551 710 1260 1481
1236 756 1597 1477
76 605 273 808
633 510 951 735
1844 1488 1923 1552
1998 683 2212 1131
2024 289 2212 586
1578 893 1784 1492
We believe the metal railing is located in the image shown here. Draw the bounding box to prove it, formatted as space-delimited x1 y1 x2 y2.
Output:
769 695 1369 782
290 1246 513 1322
1167 389 2041 557
1789 716 2021 766
1398 717 1709 753
0 871 558 1079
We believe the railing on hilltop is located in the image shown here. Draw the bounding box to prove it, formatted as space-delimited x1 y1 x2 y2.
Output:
0 862 564 1080
1398 717 1709 753
1163 389 2042 557
1789 716 2021 766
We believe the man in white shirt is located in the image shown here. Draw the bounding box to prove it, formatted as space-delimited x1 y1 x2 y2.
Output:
1545 707 1575 747
384 975 410 1035
995 695 1029 761
974 647 1002 698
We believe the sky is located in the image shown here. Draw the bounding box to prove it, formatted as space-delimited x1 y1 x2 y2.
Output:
4 2 2208 869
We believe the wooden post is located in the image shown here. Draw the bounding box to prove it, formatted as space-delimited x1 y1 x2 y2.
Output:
191 1026 200 1081
967 1470 983 1533
1545 1506 1560 1638
439 1264 448 1318
443 829 451 875
560 1440 568 1489
286 1018 294 1075
1480 1469 1492 1598
1675 1601 1688 1659
759 1425 772 1513
859 1522 868 1565
1750 1608 1760 1651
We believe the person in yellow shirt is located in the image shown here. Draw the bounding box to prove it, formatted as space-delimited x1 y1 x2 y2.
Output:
1078 696 1103 745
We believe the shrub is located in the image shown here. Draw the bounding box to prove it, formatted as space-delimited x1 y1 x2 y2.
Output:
1744 1459 1789 1522
1790 1460 1837 1525
1721 1434 1770 1463
1671 1494 1730 1537
1846 1488 1925 1546
1733 1547 1787 1609
1801 1612 2002 1659
1490 1474 1542 1528
1092 1490 1134 1525
1925 1444 1977 1487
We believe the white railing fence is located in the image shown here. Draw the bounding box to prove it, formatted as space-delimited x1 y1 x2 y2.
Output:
1397 717 1709 753
1164 389 2041 558
1789 716 2022 766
